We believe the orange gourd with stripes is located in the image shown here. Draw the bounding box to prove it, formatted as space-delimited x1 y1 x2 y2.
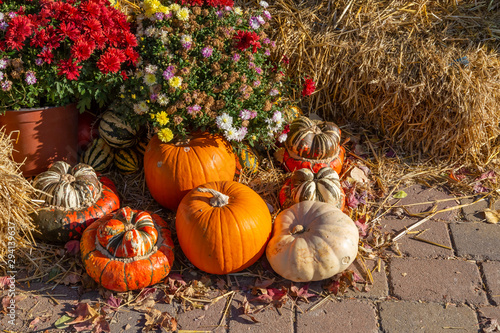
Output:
81 207 175 292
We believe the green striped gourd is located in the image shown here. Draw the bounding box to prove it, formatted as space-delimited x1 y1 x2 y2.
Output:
290 167 344 209
285 116 341 160
81 138 114 172
114 148 140 174
98 111 138 148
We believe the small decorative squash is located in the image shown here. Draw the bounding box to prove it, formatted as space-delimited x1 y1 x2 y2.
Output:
135 138 149 156
81 138 114 172
283 105 303 122
176 181 272 275
114 148 140 174
31 161 120 242
266 201 359 282
144 133 236 211
98 111 138 148
285 116 341 160
282 145 345 174
81 207 174 292
279 167 345 210
235 145 260 175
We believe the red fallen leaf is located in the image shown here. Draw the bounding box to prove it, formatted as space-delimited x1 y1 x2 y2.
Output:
477 170 497 183
325 280 340 295
166 273 186 292
289 284 316 303
346 190 359 209
93 316 111 333
64 240 80 255
240 296 260 323
1 296 11 311
73 320 94 332
61 272 81 285
0 276 11 290
251 278 275 295
449 171 465 182
135 288 156 304
107 294 121 309
473 183 489 193
354 215 369 237
29 317 41 328
252 287 288 308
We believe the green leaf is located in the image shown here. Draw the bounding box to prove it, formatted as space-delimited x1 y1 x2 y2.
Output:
54 315 74 329
393 191 408 199
48 267 60 280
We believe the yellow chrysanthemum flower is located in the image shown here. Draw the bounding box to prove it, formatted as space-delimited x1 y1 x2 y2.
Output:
169 76 183 88
169 3 181 12
155 111 169 126
131 94 136 99
176 7 189 21
158 128 174 143
234 7 243 15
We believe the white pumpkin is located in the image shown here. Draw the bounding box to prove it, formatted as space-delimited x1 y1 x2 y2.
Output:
266 201 359 282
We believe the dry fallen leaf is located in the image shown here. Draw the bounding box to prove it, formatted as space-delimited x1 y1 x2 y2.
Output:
484 209 500 224
350 167 369 184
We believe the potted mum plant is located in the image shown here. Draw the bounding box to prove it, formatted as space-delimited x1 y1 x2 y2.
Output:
114 0 295 149
0 0 139 176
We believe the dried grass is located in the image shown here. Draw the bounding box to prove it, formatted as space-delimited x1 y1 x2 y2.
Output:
265 0 500 166
0 127 37 269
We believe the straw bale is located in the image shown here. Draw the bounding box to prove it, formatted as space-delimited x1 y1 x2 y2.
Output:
266 0 500 165
0 128 37 266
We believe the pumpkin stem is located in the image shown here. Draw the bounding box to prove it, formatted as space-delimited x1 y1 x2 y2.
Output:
197 187 229 207
291 225 305 235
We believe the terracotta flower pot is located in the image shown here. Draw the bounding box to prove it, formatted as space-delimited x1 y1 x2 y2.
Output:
0 104 79 177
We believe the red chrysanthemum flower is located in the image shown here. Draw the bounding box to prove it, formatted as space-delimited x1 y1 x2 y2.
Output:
301 78 316 97
97 48 123 74
124 47 139 66
123 31 138 48
120 70 128 81
233 30 261 53
59 21 81 41
57 59 82 81
5 15 34 51
38 48 54 64
71 37 96 62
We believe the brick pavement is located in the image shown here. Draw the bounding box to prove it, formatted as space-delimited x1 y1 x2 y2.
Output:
2 185 500 332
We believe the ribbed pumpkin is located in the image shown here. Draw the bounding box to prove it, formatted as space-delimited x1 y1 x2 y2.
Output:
81 138 114 172
98 111 138 148
81 207 175 292
176 181 272 275
31 161 120 242
114 148 140 174
266 201 359 282
279 167 345 210
285 116 341 160
282 145 345 174
144 133 236 211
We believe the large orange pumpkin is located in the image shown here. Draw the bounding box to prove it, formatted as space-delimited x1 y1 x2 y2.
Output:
144 133 236 211
81 207 174 292
176 181 272 275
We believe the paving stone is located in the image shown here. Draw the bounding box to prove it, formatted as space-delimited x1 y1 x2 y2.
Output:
381 217 453 258
482 261 500 305
297 299 378 333
379 301 478 332
343 259 389 298
229 292 294 333
386 185 459 221
461 197 500 222
109 309 146 333
389 257 487 305
450 223 500 261
478 306 500 322
175 292 228 332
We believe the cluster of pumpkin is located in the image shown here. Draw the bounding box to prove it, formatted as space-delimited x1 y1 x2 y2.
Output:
29 113 359 292
80 111 146 175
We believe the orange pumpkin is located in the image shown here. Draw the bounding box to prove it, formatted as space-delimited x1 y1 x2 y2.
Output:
176 181 272 275
81 207 174 292
282 145 345 174
144 133 236 211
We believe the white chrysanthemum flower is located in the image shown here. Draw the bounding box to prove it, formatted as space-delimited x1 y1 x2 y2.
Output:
272 111 282 122
145 26 156 37
169 3 181 12
143 73 157 86
216 113 233 130
277 133 287 143
260 1 269 8
145 64 158 74
133 101 149 115
224 127 238 141
157 93 169 106
180 34 192 44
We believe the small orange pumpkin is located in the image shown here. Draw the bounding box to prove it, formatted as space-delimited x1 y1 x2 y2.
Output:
81 207 174 292
176 181 272 275
144 133 236 211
